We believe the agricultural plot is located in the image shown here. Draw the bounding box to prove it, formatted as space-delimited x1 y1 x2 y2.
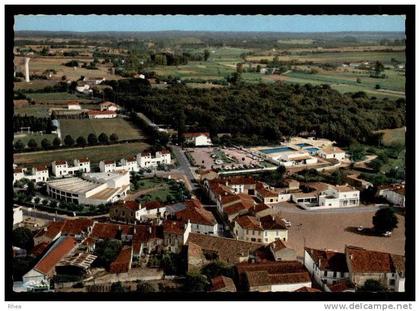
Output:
25 92 82 102
60 118 144 141
14 105 51 117
376 127 406 146
13 141 150 166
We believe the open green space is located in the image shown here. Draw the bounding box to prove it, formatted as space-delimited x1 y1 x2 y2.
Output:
137 177 187 204
13 133 58 146
60 118 144 141
25 92 82 102
13 141 150 166
14 105 51 117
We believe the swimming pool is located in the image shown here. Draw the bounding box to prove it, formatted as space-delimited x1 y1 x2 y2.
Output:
260 146 294 154
304 147 320 154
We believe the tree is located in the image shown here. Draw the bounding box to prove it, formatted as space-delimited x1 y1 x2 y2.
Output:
203 49 210 61
136 281 156 293
372 208 399 234
41 138 51 150
358 279 386 292
52 137 61 148
12 227 34 251
87 133 98 145
98 132 109 144
27 139 38 150
93 239 122 268
76 136 87 147
14 140 25 151
201 261 234 280
110 133 119 143
374 61 385 75
183 272 209 292
26 181 35 196
375 84 381 90
64 135 75 147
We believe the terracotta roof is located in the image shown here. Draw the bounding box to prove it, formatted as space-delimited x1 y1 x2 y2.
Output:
54 160 67 165
305 182 331 193
224 201 249 216
335 185 357 192
125 156 137 162
220 194 241 205
109 246 132 273
256 182 279 198
14 167 24 173
187 233 264 264
118 200 140 211
159 149 170 154
90 223 131 239
88 110 117 116
34 221 65 240
252 203 271 213
34 236 78 275
78 158 90 163
295 286 321 292
260 215 287 230
31 242 51 257
184 132 210 138
102 160 115 165
210 275 236 292
235 215 263 231
236 261 306 276
163 220 185 235
35 165 48 171
176 200 216 226
305 247 348 272
61 218 94 236
327 281 354 292
225 176 256 185
345 246 402 273
144 200 161 210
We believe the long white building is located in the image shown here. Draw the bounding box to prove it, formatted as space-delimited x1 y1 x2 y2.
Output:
52 158 91 177
46 171 130 206
13 166 49 184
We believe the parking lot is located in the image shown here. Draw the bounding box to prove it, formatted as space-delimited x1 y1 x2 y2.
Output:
280 208 405 257
187 146 269 170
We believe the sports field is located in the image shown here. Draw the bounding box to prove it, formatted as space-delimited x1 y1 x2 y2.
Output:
60 118 144 141
13 141 150 166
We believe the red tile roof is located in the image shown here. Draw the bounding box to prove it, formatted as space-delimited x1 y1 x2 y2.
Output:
235 215 263 231
35 165 48 171
225 176 256 185
224 201 249 216
295 286 322 292
270 240 288 252
256 182 278 198
345 246 402 273
103 160 115 165
210 275 237 292
260 215 287 230
34 221 65 240
163 220 185 235
144 200 161 210
78 158 90 163
61 219 94 236
34 237 77 275
54 160 67 165
109 246 132 273
305 247 348 272
122 200 140 211
90 223 131 239
176 200 216 226
31 242 51 257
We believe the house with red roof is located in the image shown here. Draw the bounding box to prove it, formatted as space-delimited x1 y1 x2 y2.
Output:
233 215 288 244
109 246 133 273
22 236 78 291
109 200 142 224
162 219 192 253
174 199 218 235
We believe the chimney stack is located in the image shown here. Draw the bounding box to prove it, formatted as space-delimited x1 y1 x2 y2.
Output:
24 57 30 82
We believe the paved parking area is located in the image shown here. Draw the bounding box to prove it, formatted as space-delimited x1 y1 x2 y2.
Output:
280 209 405 257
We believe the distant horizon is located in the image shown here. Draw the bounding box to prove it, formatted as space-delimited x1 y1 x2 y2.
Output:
15 15 405 32
16 30 405 34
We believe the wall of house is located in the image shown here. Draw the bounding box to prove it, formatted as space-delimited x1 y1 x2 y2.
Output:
263 229 288 244
271 281 312 292
382 190 405 207
273 248 297 261
190 223 218 235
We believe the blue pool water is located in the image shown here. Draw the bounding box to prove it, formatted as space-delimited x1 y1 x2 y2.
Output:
260 146 294 154
296 143 312 147
304 147 320 154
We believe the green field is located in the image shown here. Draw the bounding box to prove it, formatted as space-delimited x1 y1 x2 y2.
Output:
60 118 144 141
376 127 406 146
137 178 183 204
13 141 150 166
283 69 405 99
25 92 82 102
14 105 51 117
13 133 58 146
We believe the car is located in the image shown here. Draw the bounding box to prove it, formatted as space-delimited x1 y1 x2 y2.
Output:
382 231 392 237
281 218 292 227
357 226 364 232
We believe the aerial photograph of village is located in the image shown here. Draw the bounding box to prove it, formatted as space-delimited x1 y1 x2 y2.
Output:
9 12 408 297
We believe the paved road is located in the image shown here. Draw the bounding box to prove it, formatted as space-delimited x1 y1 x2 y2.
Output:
169 145 198 190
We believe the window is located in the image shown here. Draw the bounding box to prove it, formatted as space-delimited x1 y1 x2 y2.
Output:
324 271 328 277
389 279 395 286
333 271 337 278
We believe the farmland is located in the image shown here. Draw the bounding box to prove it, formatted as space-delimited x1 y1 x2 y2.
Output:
376 127 406 146
13 141 150 166
60 118 144 141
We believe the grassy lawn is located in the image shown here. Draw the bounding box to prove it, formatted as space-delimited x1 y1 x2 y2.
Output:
25 92 82 102
60 118 144 141
13 133 58 146
137 178 183 204
375 127 406 146
13 141 150 166
14 105 51 117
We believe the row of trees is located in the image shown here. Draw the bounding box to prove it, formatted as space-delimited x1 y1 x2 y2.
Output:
14 132 120 152
13 115 54 133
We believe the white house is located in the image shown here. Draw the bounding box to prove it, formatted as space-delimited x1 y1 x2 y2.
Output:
120 157 139 172
304 247 350 288
14 166 49 184
52 160 69 177
319 146 346 161
99 160 117 173
175 199 219 235
99 101 119 112
67 103 81 110
137 150 171 168
184 132 212 146
75 84 91 94
234 215 288 244
52 160 90 177
73 158 91 173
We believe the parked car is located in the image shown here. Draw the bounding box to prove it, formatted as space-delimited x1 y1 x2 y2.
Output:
382 231 392 237
281 218 292 227
357 226 364 232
